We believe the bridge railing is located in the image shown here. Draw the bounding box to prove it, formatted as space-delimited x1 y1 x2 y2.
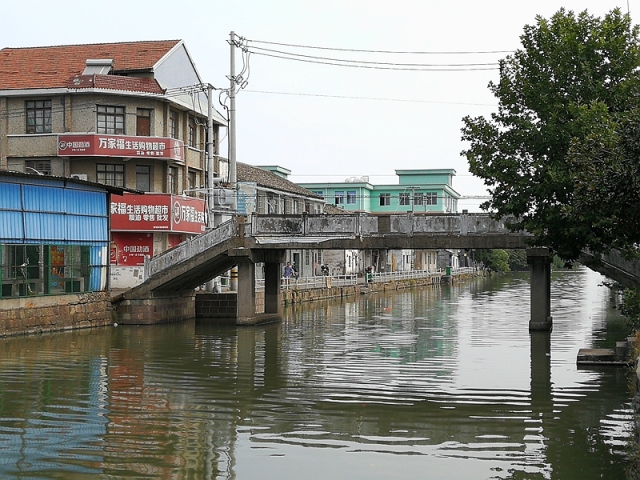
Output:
144 219 237 278
251 213 523 237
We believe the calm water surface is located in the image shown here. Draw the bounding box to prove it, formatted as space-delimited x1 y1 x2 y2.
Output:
0 268 633 479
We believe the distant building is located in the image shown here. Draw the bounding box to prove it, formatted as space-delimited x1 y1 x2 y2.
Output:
238 163 326 279
299 169 460 214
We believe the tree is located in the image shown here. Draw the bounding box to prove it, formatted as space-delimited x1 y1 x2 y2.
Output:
461 8 640 260
490 250 510 272
506 250 528 271
566 107 640 257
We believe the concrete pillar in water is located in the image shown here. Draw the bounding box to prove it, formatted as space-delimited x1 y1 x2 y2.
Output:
527 247 552 332
236 259 256 321
264 260 283 316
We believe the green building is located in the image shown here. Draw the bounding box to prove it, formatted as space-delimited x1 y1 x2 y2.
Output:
295 169 460 213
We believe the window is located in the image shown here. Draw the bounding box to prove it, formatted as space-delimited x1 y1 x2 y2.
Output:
347 190 356 204
399 193 410 206
379 193 391 206
170 110 179 139
97 163 124 187
97 105 125 134
312 190 323 198
136 165 151 192
188 170 197 191
414 193 424 206
168 166 178 194
26 100 52 133
136 108 151 136
426 192 438 205
25 160 51 176
335 191 345 205
188 117 196 147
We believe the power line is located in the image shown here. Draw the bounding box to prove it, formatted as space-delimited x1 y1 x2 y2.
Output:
246 44 500 68
243 89 496 106
247 50 499 71
246 38 513 55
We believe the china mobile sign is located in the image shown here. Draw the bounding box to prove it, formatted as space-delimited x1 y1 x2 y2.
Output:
111 193 206 233
58 134 184 162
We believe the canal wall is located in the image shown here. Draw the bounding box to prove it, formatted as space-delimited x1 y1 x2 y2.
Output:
195 273 478 319
0 292 114 337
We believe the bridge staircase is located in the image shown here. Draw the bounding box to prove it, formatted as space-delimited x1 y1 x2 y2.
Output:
113 218 243 324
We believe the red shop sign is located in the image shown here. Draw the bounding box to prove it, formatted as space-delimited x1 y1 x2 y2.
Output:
110 193 207 234
58 134 184 162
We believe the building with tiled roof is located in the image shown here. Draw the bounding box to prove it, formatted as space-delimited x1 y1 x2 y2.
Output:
237 162 326 215
0 40 227 289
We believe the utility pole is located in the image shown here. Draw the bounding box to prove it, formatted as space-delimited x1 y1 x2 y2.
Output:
229 31 239 293
207 83 215 227
229 31 237 210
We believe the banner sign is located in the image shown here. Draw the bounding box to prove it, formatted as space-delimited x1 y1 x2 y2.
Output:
58 134 184 162
111 232 153 266
110 193 207 234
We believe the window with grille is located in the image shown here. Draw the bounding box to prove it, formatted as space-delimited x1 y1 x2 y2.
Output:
96 163 124 187
347 191 356 204
379 193 390 206
399 193 410 206
26 100 52 134
426 192 438 205
25 160 51 176
97 105 125 134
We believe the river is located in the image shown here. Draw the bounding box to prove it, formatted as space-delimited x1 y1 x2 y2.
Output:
0 267 634 479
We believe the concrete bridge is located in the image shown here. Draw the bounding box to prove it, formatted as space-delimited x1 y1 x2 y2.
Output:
113 212 634 331
114 213 545 327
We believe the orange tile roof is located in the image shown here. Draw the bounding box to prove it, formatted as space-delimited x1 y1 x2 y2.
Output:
0 40 181 90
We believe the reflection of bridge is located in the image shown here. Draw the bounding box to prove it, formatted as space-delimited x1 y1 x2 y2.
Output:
112 212 638 330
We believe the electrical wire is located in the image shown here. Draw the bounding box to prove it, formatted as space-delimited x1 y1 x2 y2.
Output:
247 49 499 71
246 38 513 55
246 45 500 68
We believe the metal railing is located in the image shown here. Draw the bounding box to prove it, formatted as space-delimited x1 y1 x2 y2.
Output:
253 267 479 291
369 269 442 283
256 274 359 291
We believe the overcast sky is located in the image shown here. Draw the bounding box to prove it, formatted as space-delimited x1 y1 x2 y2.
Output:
1 0 632 211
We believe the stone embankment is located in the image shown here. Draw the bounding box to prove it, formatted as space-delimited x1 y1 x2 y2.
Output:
195 272 476 320
0 293 114 337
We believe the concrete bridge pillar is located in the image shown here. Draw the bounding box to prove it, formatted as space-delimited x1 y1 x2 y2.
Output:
527 247 552 332
264 260 282 316
236 258 256 323
232 249 285 325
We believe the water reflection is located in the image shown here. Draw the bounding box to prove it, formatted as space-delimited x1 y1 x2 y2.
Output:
0 267 633 479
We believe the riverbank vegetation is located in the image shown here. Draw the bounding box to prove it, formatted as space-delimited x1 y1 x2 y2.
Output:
474 249 566 273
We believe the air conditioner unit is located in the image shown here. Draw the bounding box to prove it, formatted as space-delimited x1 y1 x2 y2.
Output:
213 188 235 206
70 174 88 181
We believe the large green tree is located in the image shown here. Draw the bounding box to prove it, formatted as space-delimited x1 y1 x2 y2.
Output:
461 8 640 260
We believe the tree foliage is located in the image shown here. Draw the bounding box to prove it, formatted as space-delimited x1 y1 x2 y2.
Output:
490 250 510 272
461 8 640 260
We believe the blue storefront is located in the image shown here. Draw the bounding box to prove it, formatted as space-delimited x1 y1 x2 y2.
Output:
0 173 116 298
